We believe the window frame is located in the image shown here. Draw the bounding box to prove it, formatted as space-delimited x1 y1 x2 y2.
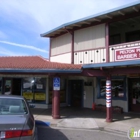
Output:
97 76 127 100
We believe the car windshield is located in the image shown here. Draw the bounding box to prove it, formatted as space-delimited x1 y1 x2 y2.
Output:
0 98 28 115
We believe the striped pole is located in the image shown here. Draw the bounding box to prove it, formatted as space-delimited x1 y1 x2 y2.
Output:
106 78 112 122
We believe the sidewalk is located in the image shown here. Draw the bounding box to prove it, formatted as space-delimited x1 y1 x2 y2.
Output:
31 107 140 135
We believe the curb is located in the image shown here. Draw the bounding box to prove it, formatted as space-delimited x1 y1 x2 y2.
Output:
35 120 51 127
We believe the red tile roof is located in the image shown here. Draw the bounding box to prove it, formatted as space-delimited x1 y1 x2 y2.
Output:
0 56 82 70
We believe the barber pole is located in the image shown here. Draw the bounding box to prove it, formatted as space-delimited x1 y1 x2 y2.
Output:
106 80 111 108
106 78 112 122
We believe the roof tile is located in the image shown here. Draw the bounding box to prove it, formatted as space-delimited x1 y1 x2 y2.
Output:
0 56 82 70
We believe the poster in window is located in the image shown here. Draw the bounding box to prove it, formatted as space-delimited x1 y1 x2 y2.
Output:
36 84 43 89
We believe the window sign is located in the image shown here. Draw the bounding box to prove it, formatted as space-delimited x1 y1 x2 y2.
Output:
36 84 43 89
22 77 46 103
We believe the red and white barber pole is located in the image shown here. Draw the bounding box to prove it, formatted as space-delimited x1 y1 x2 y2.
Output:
106 79 112 122
106 80 111 108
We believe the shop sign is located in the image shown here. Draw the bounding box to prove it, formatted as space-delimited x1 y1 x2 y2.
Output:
35 93 46 100
115 47 140 61
23 92 33 100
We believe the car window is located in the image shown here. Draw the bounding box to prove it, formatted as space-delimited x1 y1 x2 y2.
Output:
0 98 28 115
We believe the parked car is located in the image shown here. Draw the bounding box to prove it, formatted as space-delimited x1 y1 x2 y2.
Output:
0 95 35 140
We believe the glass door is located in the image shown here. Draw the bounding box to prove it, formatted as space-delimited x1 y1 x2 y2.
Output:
4 78 12 95
129 78 140 112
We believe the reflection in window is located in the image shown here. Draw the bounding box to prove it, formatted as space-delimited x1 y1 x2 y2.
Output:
22 77 34 90
132 82 140 104
4 80 12 95
22 77 46 103
100 79 125 98
34 77 46 103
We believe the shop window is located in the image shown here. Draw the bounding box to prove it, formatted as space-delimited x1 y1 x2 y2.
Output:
22 77 46 103
22 77 34 102
98 77 126 100
49 77 66 104
4 79 12 95
34 77 46 103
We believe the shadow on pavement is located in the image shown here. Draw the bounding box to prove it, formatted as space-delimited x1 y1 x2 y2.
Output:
37 125 68 140
31 107 140 122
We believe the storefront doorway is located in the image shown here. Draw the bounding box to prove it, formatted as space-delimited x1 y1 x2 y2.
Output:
128 78 140 112
4 78 22 95
69 80 83 107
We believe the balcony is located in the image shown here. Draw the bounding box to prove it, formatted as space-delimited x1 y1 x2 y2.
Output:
74 40 140 64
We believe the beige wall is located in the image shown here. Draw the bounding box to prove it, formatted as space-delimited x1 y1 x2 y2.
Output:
74 24 105 51
51 33 71 56
50 53 71 63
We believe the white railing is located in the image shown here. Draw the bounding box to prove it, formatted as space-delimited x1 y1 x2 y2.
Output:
74 48 106 64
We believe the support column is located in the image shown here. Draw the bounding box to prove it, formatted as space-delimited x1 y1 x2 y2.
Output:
106 76 112 122
71 31 74 64
105 23 109 63
53 90 60 119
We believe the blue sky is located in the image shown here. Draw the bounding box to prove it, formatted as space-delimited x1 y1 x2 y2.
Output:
0 0 138 58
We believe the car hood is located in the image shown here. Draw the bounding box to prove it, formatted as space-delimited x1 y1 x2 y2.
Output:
0 115 27 131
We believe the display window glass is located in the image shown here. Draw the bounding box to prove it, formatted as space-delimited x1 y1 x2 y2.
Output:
22 77 46 103
98 77 126 100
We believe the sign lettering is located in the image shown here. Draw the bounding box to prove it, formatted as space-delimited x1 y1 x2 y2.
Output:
115 47 140 61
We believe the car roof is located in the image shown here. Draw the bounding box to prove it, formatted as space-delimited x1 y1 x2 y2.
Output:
0 95 24 99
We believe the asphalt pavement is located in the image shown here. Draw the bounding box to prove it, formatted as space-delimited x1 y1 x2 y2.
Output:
31 107 140 138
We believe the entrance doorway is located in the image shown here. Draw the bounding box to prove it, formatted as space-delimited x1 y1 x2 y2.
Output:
69 80 83 107
128 78 140 112
4 78 22 95
12 78 22 95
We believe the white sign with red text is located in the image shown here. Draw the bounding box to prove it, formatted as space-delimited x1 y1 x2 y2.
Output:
115 47 140 61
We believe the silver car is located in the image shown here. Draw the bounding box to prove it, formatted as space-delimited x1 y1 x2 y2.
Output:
0 95 35 140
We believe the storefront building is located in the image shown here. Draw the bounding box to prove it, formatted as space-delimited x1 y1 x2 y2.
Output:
0 56 82 109
0 1 140 121
40 1 140 120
